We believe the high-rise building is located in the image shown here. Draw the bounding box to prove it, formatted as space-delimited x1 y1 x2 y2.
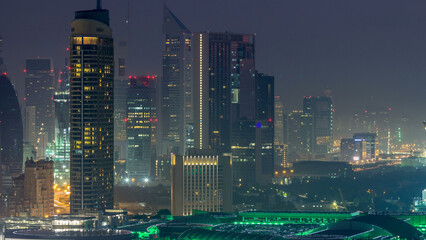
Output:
352 107 391 154
254 72 275 184
0 75 23 194
303 96 333 155
274 96 284 145
255 119 274 185
193 32 254 153
255 72 274 121
126 76 157 184
231 35 256 121
114 19 129 163
69 3 114 213
24 106 37 147
287 110 313 156
54 91 70 186
353 133 377 161
171 151 232 216
53 59 71 187
24 58 55 156
231 120 256 185
161 5 193 155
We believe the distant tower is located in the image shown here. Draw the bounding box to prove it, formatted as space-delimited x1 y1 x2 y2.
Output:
0 75 23 194
69 2 114 213
161 5 193 155
24 58 55 157
126 76 157 184
303 96 333 154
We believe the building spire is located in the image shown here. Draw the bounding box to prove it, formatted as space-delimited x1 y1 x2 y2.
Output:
97 0 102 10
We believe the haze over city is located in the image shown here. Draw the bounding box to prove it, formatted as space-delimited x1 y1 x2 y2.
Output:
2 0 426 140
0 0 426 239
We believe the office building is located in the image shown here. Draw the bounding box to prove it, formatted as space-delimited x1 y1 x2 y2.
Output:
53 60 71 186
255 119 274 185
287 110 313 157
0 75 23 194
114 21 129 163
352 107 391 154
24 58 55 155
231 120 256 185
193 32 254 153
274 96 284 145
255 72 274 121
126 76 157 184
254 72 275 184
54 91 70 186
69 3 114 213
161 5 193 155
353 133 377 161
171 151 232 216
303 96 333 155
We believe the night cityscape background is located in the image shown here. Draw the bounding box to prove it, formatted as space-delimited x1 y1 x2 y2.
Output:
0 0 425 239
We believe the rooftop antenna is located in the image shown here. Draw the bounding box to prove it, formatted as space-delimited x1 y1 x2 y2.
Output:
97 0 102 10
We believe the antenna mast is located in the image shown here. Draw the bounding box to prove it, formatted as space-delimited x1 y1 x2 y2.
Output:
97 0 102 10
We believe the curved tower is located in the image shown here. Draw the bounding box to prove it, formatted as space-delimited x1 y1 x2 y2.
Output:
70 3 114 213
0 75 23 194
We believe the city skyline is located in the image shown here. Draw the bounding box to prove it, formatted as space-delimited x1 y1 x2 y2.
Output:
1 0 426 141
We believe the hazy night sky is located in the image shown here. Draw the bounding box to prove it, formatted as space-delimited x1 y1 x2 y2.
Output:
1 0 426 139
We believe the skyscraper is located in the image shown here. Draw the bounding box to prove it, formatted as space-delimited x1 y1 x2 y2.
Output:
303 96 333 155
287 110 313 157
0 75 23 194
24 58 55 157
254 72 275 184
53 58 71 186
161 5 193 155
255 72 274 121
69 2 114 213
193 32 254 153
126 76 157 184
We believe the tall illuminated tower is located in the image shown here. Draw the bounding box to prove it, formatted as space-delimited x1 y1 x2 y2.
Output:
54 64 70 186
161 5 193 155
193 32 254 153
126 76 157 184
69 1 114 213
24 58 55 158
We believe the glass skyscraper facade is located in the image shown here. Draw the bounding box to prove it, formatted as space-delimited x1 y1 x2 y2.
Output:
69 6 114 213
126 76 157 184
161 5 193 155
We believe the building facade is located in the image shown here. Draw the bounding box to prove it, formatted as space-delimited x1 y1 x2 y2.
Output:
303 96 333 155
126 76 157 184
171 152 232 216
161 5 193 155
25 58 55 157
193 32 255 153
69 5 114 213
